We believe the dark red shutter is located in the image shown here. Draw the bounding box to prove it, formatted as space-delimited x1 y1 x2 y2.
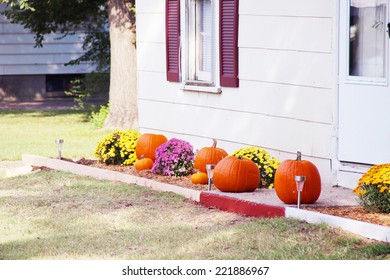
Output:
166 0 181 82
220 0 239 87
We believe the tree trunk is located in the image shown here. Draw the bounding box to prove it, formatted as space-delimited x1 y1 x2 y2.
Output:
104 0 138 129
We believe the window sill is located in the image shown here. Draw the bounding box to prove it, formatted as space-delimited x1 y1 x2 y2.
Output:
180 83 222 94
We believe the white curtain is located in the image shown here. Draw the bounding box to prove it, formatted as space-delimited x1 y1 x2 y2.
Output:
200 0 212 74
349 1 386 78
352 0 387 8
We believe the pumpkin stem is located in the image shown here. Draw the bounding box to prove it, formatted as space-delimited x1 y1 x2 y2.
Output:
296 151 302 161
212 138 217 148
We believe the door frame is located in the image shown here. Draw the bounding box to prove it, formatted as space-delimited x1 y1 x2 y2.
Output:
337 0 390 166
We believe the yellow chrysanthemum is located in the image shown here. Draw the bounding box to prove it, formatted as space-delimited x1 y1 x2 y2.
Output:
230 146 280 188
95 130 140 165
355 164 390 213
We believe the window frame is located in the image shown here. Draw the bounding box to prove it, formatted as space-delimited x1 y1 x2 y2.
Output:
181 0 215 85
165 0 239 90
181 0 220 92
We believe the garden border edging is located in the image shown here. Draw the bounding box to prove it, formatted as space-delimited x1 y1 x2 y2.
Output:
21 154 390 243
21 154 201 202
285 207 390 242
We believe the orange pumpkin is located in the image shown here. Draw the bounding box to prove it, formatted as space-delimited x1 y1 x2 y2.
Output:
213 156 260 192
191 172 209 185
135 157 154 171
135 133 168 161
274 151 321 204
194 139 228 173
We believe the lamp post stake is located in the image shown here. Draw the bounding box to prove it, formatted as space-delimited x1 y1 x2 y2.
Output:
295 175 306 209
206 164 216 191
55 139 64 160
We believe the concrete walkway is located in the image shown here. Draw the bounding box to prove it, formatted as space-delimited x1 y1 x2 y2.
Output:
206 184 358 208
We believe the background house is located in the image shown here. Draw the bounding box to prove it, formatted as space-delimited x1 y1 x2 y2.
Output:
0 5 94 101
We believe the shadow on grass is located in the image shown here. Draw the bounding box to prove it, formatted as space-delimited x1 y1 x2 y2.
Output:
1 222 389 260
0 109 91 122
0 221 227 260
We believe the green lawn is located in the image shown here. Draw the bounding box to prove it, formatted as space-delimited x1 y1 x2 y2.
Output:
0 110 114 160
1 170 389 260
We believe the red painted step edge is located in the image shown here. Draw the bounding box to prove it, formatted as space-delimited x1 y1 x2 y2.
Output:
200 192 286 218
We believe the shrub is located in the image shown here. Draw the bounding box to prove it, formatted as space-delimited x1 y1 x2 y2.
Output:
231 146 280 188
94 130 141 165
152 138 194 176
354 164 390 213
90 103 110 128
65 73 109 110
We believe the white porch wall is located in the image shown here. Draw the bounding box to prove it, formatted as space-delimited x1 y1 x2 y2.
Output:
136 0 338 188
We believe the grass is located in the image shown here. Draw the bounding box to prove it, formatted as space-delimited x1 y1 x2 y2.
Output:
1 170 389 260
0 110 114 160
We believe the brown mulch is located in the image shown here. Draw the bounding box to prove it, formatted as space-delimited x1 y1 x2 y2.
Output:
304 206 390 227
75 158 212 191
68 158 390 227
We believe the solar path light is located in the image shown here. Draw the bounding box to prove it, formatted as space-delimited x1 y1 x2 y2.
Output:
295 175 306 209
206 164 216 191
55 139 64 160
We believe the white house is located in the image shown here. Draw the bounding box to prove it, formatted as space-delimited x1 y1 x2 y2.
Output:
0 5 94 100
137 0 389 190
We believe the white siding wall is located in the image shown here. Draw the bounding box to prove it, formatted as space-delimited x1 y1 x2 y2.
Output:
0 11 94 75
136 0 338 187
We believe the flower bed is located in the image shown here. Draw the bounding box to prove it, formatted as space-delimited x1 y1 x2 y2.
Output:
74 158 390 227
87 130 390 227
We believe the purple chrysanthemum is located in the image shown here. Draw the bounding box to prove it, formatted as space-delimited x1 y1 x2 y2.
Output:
152 138 194 176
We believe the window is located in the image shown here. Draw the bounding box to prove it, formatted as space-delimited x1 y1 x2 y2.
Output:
186 0 213 83
165 0 238 88
46 74 83 92
349 1 387 79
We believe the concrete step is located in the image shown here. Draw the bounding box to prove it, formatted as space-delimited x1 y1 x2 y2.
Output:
0 161 33 178
336 162 371 190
